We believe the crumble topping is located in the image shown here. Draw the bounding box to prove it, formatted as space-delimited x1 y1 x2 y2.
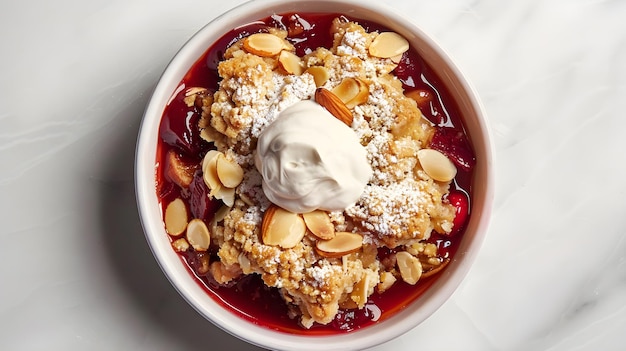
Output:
174 18 458 328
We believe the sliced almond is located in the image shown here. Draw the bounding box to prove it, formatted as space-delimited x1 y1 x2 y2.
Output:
216 153 244 188
315 88 353 126
331 78 358 104
377 271 397 293
212 204 230 223
302 210 335 240
214 186 235 207
305 66 330 87
315 232 363 258
243 33 286 57
164 198 188 236
202 150 222 193
369 32 410 59
390 53 404 64
278 50 304 75
332 77 369 108
262 205 306 249
239 192 255 206
417 148 457 182
350 275 370 309
201 150 222 175
186 218 211 251
396 251 422 285
348 79 369 108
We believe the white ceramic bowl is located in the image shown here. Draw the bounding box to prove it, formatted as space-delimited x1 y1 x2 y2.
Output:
135 0 495 350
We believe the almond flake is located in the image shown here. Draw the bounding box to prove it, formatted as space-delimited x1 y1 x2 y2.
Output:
350 275 370 308
315 232 363 258
302 210 335 240
202 150 222 194
216 153 244 188
262 205 306 249
186 218 211 251
396 251 422 285
214 186 235 207
390 53 404 64
369 32 410 59
377 271 397 293
164 198 188 236
243 33 286 57
417 148 457 182
305 66 330 87
278 50 304 75
332 77 369 108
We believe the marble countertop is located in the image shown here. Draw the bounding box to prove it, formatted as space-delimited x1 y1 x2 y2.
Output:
2 0 625 350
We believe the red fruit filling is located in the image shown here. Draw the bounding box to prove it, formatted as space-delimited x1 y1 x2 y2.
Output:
154 12 476 334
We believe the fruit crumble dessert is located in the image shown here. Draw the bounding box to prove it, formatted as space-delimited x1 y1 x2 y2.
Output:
156 13 475 332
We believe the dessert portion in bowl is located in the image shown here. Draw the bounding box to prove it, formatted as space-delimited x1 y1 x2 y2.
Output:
156 12 475 332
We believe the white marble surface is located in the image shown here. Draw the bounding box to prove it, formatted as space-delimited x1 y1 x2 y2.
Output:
1 0 625 350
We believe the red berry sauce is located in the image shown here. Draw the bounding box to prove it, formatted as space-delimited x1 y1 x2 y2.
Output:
155 12 475 334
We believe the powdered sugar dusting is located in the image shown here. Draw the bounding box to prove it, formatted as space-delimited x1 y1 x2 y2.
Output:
306 262 342 288
249 74 317 139
196 17 459 328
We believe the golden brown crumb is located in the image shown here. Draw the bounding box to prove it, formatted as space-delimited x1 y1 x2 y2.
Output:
192 18 455 328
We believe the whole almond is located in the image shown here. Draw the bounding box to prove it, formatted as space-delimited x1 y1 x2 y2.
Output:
315 88 353 126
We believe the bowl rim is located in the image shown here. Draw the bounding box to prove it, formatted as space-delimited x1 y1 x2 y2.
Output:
135 0 495 350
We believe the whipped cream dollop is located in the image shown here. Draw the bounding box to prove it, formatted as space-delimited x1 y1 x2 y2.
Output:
255 100 372 213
